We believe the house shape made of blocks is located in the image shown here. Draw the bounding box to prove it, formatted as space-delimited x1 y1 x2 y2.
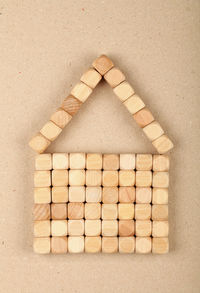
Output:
29 55 174 255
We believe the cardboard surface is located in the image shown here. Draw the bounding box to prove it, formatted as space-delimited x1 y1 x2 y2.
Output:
0 1 200 292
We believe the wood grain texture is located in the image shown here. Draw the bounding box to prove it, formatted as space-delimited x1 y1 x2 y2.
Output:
104 67 125 88
92 55 114 75
50 108 72 129
61 95 82 116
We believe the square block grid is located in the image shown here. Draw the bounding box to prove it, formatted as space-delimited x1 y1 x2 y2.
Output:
33 153 169 254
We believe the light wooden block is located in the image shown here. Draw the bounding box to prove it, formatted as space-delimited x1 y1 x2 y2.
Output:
85 203 101 220
68 203 84 220
86 153 102 170
34 220 50 237
69 186 85 202
53 153 68 169
119 237 135 253
118 204 135 220
40 121 62 142
153 155 170 171
85 236 101 253
120 154 135 170
33 204 50 220
102 237 118 253
71 82 92 103
102 171 118 187
153 172 169 188
50 108 72 129
102 187 118 203
143 121 164 142
61 94 82 116
34 171 51 187
123 94 145 114
51 203 67 220
113 81 134 102
135 204 151 220
104 67 125 88
68 236 84 253
52 187 68 203
118 220 135 236
51 237 68 254
69 170 85 186
135 220 152 237
152 237 169 254
85 220 101 236
80 68 102 89
92 55 114 75
69 153 85 169
68 220 84 236
86 170 102 186
152 188 168 204
118 187 135 203
103 154 119 170
136 187 151 203
152 204 168 220
136 171 152 187
133 107 154 128
86 187 102 202
119 170 135 186
51 220 68 236
52 170 68 186
152 134 174 154
34 187 51 204
152 221 169 237
102 204 118 220
136 237 152 254
29 133 50 154
136 154 152 171
35 154 52 170
34 237 50 254
102 220 118 236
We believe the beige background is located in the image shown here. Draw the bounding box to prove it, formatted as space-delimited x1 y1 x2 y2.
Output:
0 1 200 292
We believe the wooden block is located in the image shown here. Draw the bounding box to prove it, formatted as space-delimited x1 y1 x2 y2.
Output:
69 153 85 169
71 82 92 103
152 205 168 220
135 220 152 237
102 171 118 187
136 154 152 171
33 204 50 220
53 153 68 169
34 171 51 187
86 153 102 170
152 188 168 204
119 170 135 186
92 55 114 75
40 121 62 142
86 170 102 186
34 237 50 254
52 187 68 203
120 154 135 170
119 220 135 236
102 220 118 236
123 94 145 114
52 170 68 186
51 237 68 254
85 203 101 220
69 186 85 202
69 170 85 186
153 155 170 171
50 108 72 129
152 134 174 154
104 67 125 88
34 187 51 204
68 203 84 220
113 81 134 102
136 171 152 187
35 154 52 170
152 221 169 237
51 203 67 220
136 187 152 203
102 237 118 253
143 121 164 142
85 236 101 253
119 237 135 253
118 204 135 220
85 220 101 236
133 107 154 128
102 204 118 220
68 236 84 253
119 187 135 203
68 220 84 236
136 237 152 254
29 133 50 154
103 154 119 170
51 220 68 236
61 94 82 116
152 237 169 254
102 187 118 203
80 68 102 89
86 187 102 202
34 220 50 237
152 172 169 188
135 204 151 220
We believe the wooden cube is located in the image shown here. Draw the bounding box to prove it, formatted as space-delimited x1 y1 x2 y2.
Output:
102 237 118 253
102 220 118 236
29 133 50 154
152 237 169 254
40 121 62 142
102 204 118 220
69 170 85 186
136 237 152 254
69 186 85 202
119 220 135 236
152 134 174 154
152 205 168 220
51 237 68 254
85 203 101 219
61 95 82 116
86 153 102 170
119 170 135 186
86 170 102 186
50 108 72 129
53 153 68 169
52 187 68 203
143 121 164 142
71 82 92 103
68 236 84 253
52 170 68 186
85 220 101 236
119 187 135 203
135 220 152 237
34 220 50 237
92 55 114 75
104 67 125 88
153 172 169 188
118 204 135 220
85 236 101 253
34 187 51 204
136 154 152 171
119 237 135 253
102 171 118 187
113 81 134 102
120 154 135 170
123 94 145 114
51 220 68 236
133 107 154 128
136 171 152 187
34 171 51 187
68 203 84 219
34 237 50 254
86 187 102 202
33 204 50 220
152 188 168 204
135 204 151 220
103 154 119 170
35 154 52 170
152 221 169 237
69 153 85 169
68 220 84 236
136 187 152 203
80 68 102 89
102 187 118 203
153 155 169 171
51 203 67 220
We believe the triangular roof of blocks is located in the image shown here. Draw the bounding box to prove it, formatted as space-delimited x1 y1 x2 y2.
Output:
29 55 174 154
